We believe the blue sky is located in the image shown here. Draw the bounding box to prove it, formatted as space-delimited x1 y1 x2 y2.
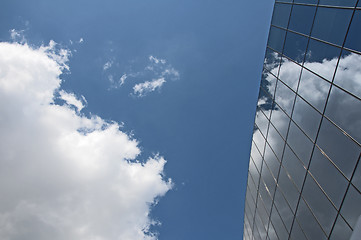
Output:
0 0 273 239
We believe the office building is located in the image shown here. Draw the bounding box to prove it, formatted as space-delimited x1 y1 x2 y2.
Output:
243 1 361 239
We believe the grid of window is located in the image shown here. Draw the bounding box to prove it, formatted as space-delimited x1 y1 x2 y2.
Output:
244 1 361 239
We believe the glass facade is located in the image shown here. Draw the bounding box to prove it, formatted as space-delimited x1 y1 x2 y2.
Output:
244 1 361 239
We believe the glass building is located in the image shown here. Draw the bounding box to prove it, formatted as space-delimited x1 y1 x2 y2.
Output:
243 1 361 239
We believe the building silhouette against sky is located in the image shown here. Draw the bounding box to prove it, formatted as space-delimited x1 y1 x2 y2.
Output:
243 1 361 239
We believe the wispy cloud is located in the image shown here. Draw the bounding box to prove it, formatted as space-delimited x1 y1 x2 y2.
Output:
133 78 166 97
104 54 179 96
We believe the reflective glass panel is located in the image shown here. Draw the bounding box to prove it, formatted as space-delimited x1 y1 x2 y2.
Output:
333 50 361 100
267 221 279 240
264 143 281 179
325 86 361 144
309 147 348 208
255 110 269 138
311 7 353 46
283 31 308 63
264 47 282 74
297 68 330 112
253 223 262 240
302 174 337 234
253 128 266 156
340 185 361 229
255 209 267 239
278 166 300 212
270 206 289 240
270 108 290 139
268 26 286 53
267 124 285 160
274 80 295 116
352 158 361 192
247 177 258 208
304 39 341 81
278 58 301 91
271 3 292 29
282 144 306 191
251 142 263 172
259 180 274 213
288 5 316 35
249 157 261 189
289 219 308 240
292 96 322 141
274 189 293 231
329 215 352 240
287 122 314 166
296 198 328 239
294 0 317 3
319 0 357 6
261 161 277 197
317 118 360 179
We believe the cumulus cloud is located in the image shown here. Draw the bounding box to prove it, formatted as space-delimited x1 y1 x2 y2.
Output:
133 78 166 97
103 60 113 71
0 41 172 240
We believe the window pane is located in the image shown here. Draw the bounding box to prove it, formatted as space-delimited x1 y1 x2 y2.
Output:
296 198 327 239
264 143 281 179
288 5 316 35
304 39 341 81
247 173 258 206
274 189 293 232
287 122 314 166
251 142 263 172
283 31 308 63
282 145 307 191
292 96 322 141
345 10 361 52
311 7 353 46
278 58 302 92
255 110 269 138
259 180 274 214
267 124 285 160
340 185 361 229
255 209 267 239
319 0 357 6
352 158 361 193
274 80 295 116
316 118 360 179
294 0 317 3
271 206 289 239
271 3 292 29
249 157 261 189
267 221 279 240
325 86 361 144
253 128 266 155
329 215 352 240
261 162 277 198
268 26 286 53
270 108 290 139
333 50 361 100
309 147 348 208
278 166 300 212
302 174 337 235
264 47 282 73
297 68 330 112
289 219 308 240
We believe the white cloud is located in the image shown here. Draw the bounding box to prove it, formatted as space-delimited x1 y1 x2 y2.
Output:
133 78 166 97
149 55 166 65
79 38 84 43
59 90 86 112
0 41 172 240
103 60 113 71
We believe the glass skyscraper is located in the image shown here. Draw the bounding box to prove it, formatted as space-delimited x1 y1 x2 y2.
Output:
243 1 361 239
